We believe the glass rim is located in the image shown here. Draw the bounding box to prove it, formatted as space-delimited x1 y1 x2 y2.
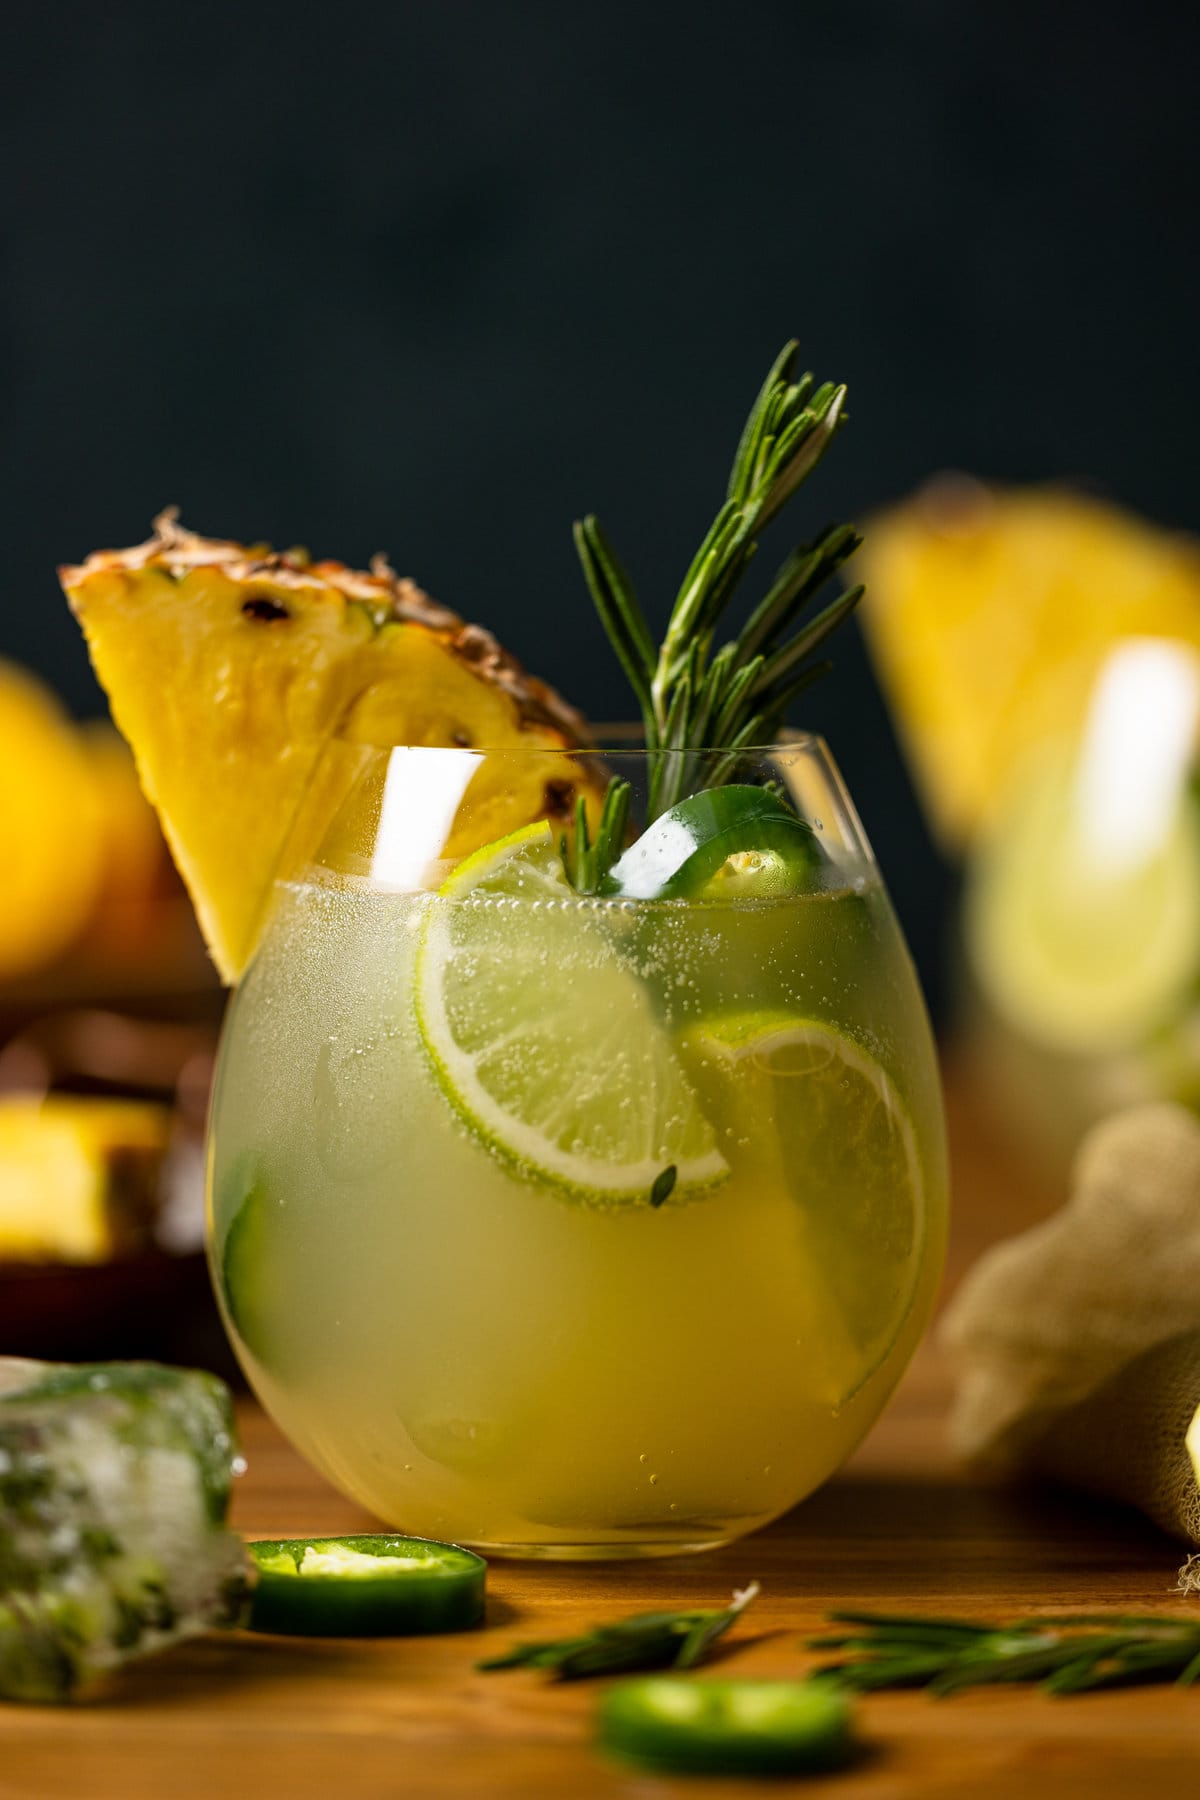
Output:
289 727 874 893
335 725 829 759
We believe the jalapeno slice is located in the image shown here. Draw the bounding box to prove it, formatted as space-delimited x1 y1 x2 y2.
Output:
601 786 823 901
597 1675 856 1775
245 1535 486 1637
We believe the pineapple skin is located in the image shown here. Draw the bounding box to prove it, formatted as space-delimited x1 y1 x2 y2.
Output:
62 514 592 982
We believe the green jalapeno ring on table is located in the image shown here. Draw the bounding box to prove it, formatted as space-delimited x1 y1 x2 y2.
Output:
597 1674 857 1776
245 1535 486 1637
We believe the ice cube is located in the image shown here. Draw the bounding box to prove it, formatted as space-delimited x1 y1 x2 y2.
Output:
0 1358 248 1701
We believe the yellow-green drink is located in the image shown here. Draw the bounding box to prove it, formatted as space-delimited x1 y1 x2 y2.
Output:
204 347 949 1557
208 741 947 1556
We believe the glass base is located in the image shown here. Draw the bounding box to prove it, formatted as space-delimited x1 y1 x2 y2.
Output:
462 1537 731 1562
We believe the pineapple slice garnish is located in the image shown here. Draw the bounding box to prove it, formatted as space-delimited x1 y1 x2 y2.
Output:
62 513 593 982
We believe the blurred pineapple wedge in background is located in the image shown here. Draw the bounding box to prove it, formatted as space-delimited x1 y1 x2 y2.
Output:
861 478 1200 1170
0 663 106 981
858 478 1200 854
0 660 181 987
62 513 593 984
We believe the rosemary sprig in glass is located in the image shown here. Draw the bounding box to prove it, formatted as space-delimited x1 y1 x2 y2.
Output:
807 1609 1200 1696
574 341 863 825
478 1582 760 1681
561 777 631 895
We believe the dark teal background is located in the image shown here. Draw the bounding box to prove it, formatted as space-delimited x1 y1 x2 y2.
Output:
3 1 1195 1008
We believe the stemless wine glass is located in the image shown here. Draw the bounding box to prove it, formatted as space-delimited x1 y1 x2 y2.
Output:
207 734 947 1558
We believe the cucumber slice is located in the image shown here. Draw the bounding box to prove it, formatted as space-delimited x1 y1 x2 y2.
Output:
216 1164 320 1379
218 1169 278 1367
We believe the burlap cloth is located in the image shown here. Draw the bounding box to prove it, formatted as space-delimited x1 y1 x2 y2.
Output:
942 1103 1200 1546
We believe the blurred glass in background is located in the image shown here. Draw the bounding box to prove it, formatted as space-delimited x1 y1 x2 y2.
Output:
860 480 1200 1181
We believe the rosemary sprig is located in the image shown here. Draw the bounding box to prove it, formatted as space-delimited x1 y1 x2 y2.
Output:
561 777 631 895
574 342 863 823
478 1582 760 1681
807 1609 1200 1696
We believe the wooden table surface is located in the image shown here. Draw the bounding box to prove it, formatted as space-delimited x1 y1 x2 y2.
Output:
4 1062 1199 1800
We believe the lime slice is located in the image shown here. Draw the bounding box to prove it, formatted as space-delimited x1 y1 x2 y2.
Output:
966 747 1200 1053
414 822 728 1202
679 1013 926 1392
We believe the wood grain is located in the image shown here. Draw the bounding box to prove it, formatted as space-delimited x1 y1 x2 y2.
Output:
4 1058 1197 1800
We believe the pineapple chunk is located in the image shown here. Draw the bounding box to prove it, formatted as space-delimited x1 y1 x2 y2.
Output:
0 1096 169 1264
858 479 1200 852
62 514 591 982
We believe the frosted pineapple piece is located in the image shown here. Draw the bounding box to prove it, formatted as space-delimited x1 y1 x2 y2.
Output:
0 1359 248 1701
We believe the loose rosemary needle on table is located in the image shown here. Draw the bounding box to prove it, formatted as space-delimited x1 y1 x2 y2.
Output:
479 1583 760 1680
808 1610 1200 1695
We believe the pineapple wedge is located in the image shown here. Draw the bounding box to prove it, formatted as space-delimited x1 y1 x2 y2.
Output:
62 514 591 982
858 479 1200 852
